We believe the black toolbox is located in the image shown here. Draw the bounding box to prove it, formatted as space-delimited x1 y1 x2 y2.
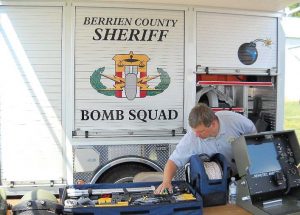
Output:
60 181 203 215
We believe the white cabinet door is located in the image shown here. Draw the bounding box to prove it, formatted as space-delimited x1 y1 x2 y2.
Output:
196 12 277 70
0 6 64 183
74 7 185 136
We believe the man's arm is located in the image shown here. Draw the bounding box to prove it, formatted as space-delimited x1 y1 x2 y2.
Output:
154 159 178 194
234 112 257 134
155 131 196 194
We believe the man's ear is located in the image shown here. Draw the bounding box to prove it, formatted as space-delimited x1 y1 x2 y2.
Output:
211 119 219 129
211 119 216 127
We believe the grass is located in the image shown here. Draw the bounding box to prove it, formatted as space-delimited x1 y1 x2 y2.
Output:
284 101 300 141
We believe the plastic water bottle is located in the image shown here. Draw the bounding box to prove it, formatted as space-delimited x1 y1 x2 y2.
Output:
228 177 237 204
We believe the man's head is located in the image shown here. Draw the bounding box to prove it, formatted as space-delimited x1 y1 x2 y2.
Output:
188 103 219 139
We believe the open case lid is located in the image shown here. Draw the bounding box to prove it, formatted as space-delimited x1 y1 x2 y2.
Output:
232 130 300 177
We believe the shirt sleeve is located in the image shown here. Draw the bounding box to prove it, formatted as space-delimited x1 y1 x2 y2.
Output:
238 113 257 134
169 132 197 168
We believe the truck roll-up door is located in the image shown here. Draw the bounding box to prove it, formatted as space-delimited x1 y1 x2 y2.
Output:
0 6 64 184
74 7 185 136
196 12 277 70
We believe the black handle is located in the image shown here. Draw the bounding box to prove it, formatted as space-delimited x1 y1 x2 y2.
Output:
173 206 201 214
120 210 150 215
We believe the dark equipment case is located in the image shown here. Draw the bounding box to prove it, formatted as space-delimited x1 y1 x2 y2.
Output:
233 130 300 215
60 181 203 215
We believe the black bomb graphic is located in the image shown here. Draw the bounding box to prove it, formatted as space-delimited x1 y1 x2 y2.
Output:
238 39 272 65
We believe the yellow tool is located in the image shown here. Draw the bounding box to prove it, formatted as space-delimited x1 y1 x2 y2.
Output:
175 194 196 201
98 197 129 207
98 197 112 204
97 201 129 207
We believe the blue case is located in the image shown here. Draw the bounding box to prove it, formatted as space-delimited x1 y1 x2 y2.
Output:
61 181 203 215
188 153 229 207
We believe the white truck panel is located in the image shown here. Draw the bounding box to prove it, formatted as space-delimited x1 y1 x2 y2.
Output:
74 7 185 134
0 6 64 183
196 12 277 69
0 0 289 190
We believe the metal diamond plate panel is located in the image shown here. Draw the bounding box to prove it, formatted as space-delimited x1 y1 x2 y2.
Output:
73 142 186 183
73 171 94 184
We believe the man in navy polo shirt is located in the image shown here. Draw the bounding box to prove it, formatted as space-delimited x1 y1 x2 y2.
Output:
155 103 256 194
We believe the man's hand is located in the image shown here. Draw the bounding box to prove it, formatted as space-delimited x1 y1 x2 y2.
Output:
154 181 173 194
155 160 178 194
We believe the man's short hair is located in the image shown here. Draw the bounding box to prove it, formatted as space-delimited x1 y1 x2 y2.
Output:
188 103 216 128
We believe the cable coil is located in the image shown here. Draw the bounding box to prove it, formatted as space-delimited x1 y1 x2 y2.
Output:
203 161 223 180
